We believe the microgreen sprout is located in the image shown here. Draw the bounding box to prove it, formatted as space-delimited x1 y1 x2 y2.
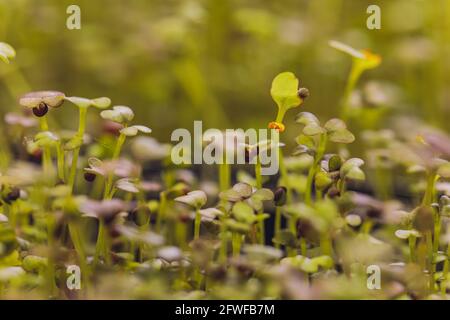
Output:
65 96 111 190
329 40 381 121
0 42 16 64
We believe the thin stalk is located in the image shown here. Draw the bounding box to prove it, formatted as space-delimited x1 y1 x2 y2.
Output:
103 132 126 199
278 149 291 203
441 243 450 296
39 117 52 178
232 232 241 257
46 213 57 297
288 217 297 257
219 215 227 263
274 206 282 249
68 107 87 192
409 236 417 263
422 172 437 206
219 162 230 192
68 221 89 292
426 231 434 291
194 208 201 240
305 134 327 205
341 63 363 122
56 141 65 182
300 238 307 256
320 232 333 257
176 221 187 250
94 132 126 264
156 192 167 232
94 220 105 265
433 212 441 254
255 156 265 244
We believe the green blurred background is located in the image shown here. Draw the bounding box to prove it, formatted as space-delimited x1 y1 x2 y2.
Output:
0 0 449 144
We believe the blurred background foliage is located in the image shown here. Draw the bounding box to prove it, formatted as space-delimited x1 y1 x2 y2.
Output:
0 0 449 145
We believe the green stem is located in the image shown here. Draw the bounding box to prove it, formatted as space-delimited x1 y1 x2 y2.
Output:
156 192 167 232
232 232 241 257
422 172 437 206
278 149 292 204
103 132 126 199
305 134 327 205
68 107 87 192
219 216 227 263
255 157 265 244
255 157 262 189
68 221 89 292
441 243 450 296
194 208 201 240
274 206 282 249
288 217 297 257
56 142 65 182
39 117 52 178
426 231 434 292
300 238 307 256
219 162 230 192
409 236 417 263
46 213 57 297
341 63 363 122
433 212 441 254
320 233 333 257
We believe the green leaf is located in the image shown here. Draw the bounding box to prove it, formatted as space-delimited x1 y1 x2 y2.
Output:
328 129 355 144
345 166 366 181
243 245 282 261
272 230 297 247
22 255 47 272
64 135 84 150
0 266 24 281
92 97 111 109
295 134 316 150
232 183 253 198
295 112 320 126
395 229 421 240
328 154 342 171
66 96 111 109
340 158 364 176
315 171 333 190
224 219 250 234
100 105 134 124
329 40 365 59
345 214 362 227
324 118 346 132
115 178 140 193
247 189 274 211
303 124 326 136
438 162 450 178
0 42 15 64
219 189 242 202
232 202 256 224
34 131 59 147
251 188 274 201
175 190 207 208
270 72 301 112
120 125 152 137
312 255 334 269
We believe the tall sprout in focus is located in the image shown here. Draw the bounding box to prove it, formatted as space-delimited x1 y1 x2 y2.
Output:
269 72 309 204
65 96 111 191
